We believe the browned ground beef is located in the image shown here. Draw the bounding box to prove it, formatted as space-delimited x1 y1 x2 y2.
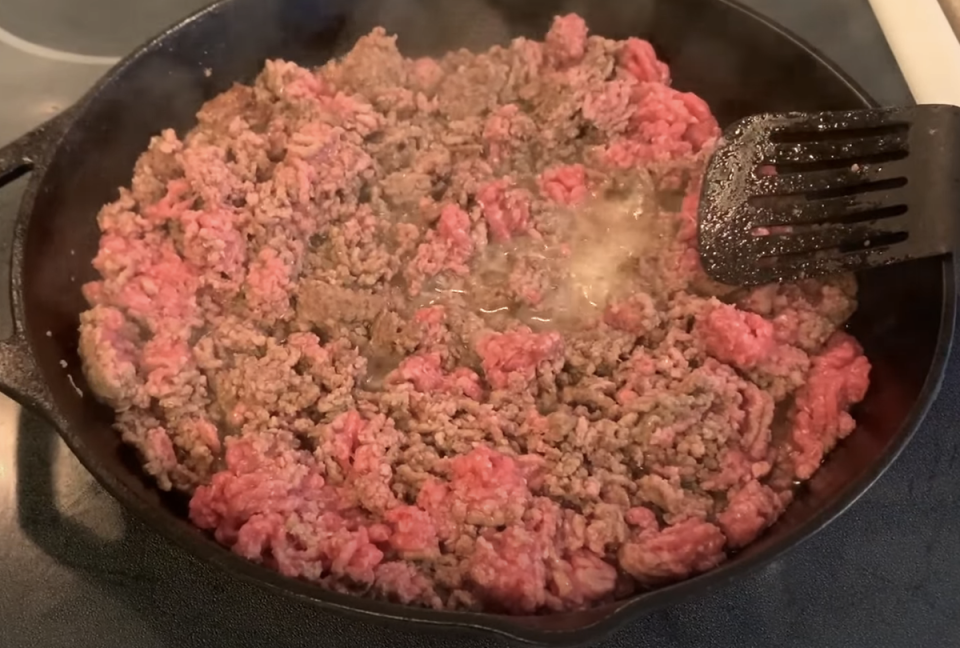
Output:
78 14 872 614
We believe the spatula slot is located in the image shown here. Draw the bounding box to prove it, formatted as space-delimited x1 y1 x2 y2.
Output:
802 176 908 201
765 136 908 174
768 120 909 144
747 218 910 258
745 199 909 228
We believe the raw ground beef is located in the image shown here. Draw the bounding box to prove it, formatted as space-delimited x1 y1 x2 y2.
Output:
78 13 872 614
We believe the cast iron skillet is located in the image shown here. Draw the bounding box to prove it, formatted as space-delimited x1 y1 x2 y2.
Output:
0 0 953 644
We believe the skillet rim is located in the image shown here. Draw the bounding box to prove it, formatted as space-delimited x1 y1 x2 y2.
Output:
6 0 956 644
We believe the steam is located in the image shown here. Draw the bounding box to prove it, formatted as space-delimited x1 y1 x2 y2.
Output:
348 0 511 56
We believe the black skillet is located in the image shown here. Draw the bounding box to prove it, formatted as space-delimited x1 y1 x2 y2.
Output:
0 0 953 645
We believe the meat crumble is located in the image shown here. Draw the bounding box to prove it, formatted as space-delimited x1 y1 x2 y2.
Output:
78 14 871 614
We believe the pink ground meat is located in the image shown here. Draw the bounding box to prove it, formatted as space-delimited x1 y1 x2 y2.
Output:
696 300 777 370
716 479 785 548
789 332 872 479
477 179 534 243
619 518 727 584
538 164 588 206
476 328 564 390
79 13 871 614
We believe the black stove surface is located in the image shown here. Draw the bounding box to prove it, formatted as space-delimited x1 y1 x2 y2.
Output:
2 1 959 647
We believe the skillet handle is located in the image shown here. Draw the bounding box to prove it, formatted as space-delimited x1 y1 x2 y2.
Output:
0 122 50 183
0 116 75 424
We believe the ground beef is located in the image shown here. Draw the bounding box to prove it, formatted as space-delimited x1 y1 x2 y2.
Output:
78 14 872 614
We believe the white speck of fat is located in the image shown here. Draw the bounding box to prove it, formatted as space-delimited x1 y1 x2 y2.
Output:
67 375 83 397
59 359 67 368
45 330 52 337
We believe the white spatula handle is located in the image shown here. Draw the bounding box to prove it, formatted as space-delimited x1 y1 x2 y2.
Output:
868 0 960 107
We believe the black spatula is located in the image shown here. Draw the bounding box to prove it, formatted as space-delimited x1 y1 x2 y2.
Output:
697 105 960 286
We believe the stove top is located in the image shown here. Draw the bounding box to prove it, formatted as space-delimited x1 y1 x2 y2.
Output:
2 2 958 647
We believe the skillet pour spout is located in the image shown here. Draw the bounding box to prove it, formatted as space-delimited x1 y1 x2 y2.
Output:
0 0 952 644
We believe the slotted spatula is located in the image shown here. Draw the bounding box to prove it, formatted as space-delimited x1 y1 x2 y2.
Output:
696 104 960 286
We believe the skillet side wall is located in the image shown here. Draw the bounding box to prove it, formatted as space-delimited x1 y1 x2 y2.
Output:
12 0 950 642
